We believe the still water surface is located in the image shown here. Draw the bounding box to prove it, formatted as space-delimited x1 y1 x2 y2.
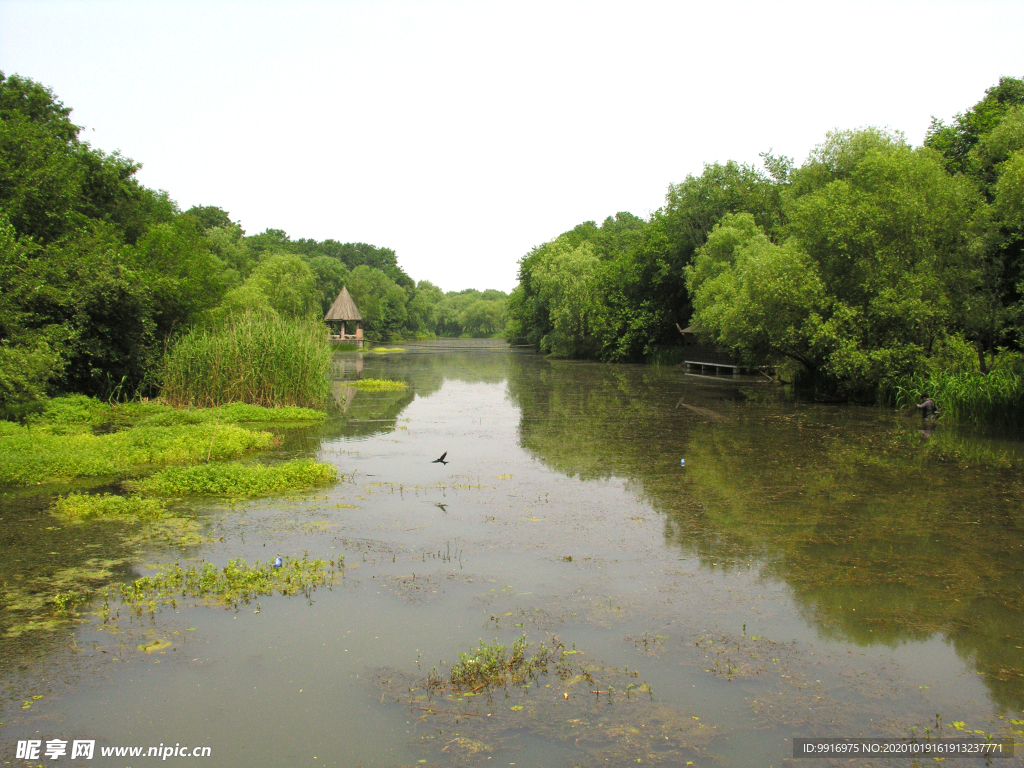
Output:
2 343 1023 767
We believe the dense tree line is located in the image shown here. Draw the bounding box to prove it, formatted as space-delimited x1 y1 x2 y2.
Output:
506 77 1024 401
0 73 506 416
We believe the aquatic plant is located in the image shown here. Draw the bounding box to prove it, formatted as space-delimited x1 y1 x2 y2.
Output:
348 378 409 392
161 313 332 408
128 458 337 498
0 423 274 486
446 636 562 691
892 369 1024 426
53 493 167 521
114 554 343 612
367 347 406 354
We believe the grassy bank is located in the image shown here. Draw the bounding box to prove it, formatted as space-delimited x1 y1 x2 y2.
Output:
162 314 332 408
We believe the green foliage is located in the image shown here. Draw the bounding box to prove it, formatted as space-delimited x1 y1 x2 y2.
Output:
344 264 409 339
348 378 408 391
128 458 337 498
52 492 167 521
686 213 827 378
506 77 1024 416
925 76 1024 175
161 313 331 407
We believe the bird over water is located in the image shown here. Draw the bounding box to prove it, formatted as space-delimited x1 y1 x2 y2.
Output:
432 452 448 465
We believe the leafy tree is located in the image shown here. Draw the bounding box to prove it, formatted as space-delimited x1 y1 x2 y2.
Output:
345 265 409 339
461 300 503 337
132 218 230 337
925 76 1024 175
306 255 351 314
686 213 827 380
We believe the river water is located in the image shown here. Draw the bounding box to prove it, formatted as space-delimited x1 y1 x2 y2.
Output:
2 342 1023 767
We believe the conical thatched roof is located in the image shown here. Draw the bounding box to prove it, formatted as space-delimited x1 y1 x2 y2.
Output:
325 287 362 321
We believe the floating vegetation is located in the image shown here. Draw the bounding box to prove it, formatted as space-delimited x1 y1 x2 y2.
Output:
52 493 167 521
127 458 338 498
0 422 274 485
348 378 409 391
445 636 560 691
379 636 714 766
22 395 324 434
125 402 325 428
162 314 332 408
2 560 124 637
112 553 343 614
367 347 406 355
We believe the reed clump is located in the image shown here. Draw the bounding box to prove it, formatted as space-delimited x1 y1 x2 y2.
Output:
162 314 332 408
892 369 1024 426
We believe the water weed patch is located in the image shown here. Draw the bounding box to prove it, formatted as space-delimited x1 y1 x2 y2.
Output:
53 493 168 521
0 423 275 486
113 554 343 613
348 378 408 392
129 459 338 498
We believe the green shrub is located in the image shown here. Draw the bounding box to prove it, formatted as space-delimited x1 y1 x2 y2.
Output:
162 314 332 408
129 458 337 498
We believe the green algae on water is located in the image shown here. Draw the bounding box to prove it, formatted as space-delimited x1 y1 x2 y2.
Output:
52 493 167 521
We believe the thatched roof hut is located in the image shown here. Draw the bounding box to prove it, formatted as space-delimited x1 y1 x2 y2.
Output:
325 287 362 322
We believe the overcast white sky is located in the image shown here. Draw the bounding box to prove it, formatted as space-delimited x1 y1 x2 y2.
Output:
1 1 1022 292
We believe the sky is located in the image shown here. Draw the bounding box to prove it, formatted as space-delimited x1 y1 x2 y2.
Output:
1 1 1023 293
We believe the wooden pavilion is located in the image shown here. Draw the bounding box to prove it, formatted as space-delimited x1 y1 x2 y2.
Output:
324 287 364 347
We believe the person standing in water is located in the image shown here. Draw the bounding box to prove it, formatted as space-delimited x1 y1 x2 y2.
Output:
916 394 938 419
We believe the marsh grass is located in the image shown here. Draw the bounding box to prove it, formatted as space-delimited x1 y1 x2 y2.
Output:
0 422 274 486
162 314 332 407
113 554 342 613
892 370 1024 426
128 458 337 498
348 378 409 392
53 493 167 521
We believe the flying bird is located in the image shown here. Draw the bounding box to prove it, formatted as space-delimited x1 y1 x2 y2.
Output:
432 452 448 465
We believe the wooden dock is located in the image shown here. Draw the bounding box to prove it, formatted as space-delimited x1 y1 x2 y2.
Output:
684 360 747 376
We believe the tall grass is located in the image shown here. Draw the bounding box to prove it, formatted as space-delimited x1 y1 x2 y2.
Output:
891 369 1024 427
162 314 332 408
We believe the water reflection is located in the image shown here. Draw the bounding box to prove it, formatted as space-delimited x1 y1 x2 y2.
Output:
504 354 1024 710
